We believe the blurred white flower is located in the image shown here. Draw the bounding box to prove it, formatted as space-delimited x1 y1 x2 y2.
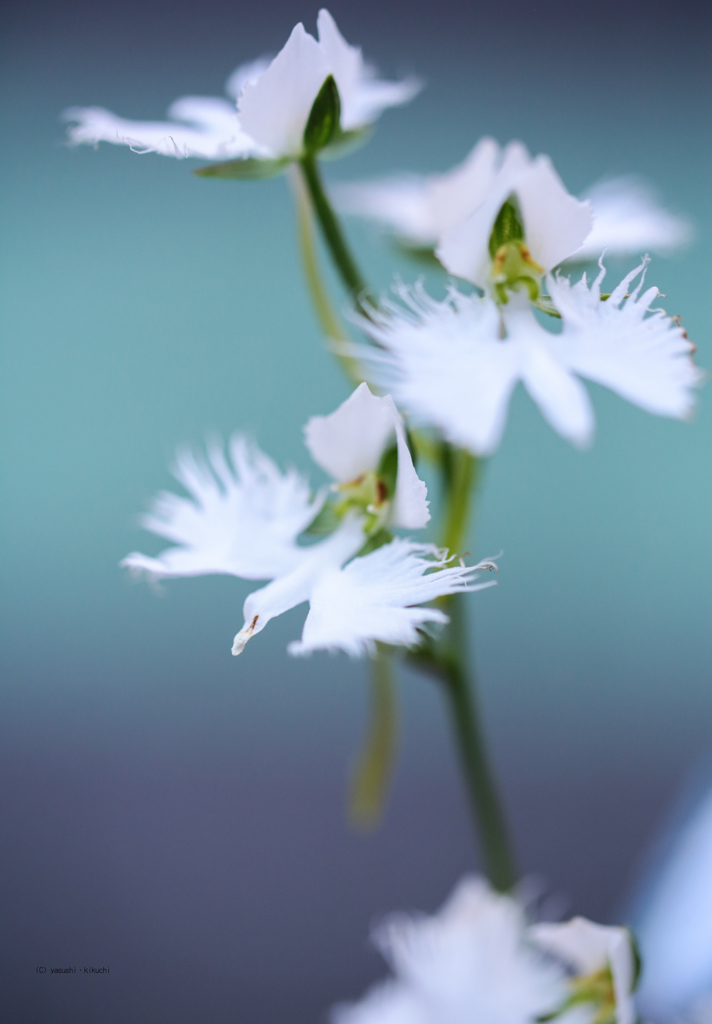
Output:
64 10 419 161
122 384 480 658
348 260 701 455
289 540 496 658
334 147 689 262
529 918 637 1024
331 875 567 1024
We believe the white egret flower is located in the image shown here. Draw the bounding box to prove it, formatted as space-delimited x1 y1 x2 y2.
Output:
348 260 701 455
529 918 638 1024
122 384 464 657
334 143 688 262
331 875 567 1024
64 10 419 162
289 540 496 658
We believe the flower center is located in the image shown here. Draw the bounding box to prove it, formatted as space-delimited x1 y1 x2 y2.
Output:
488 197 544 304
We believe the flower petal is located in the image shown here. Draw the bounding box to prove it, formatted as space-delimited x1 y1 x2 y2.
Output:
572 177 692 261
303 383 429 528
288 541 495 658
63 104 257 160
122 437 324 581
232 514 365 654
237 22 328 158
505 302 595 447
349 287 521 456
545 261 702 419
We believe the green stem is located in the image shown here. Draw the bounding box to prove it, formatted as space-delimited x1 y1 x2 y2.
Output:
441 595 517 891
440 445 478 559
298 154 369 306
288 167 360 384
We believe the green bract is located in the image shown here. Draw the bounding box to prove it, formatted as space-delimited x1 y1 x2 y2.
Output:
194 157 290 180
303 75 342 154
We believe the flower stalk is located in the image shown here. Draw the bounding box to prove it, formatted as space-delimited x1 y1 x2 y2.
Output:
297 166 518 889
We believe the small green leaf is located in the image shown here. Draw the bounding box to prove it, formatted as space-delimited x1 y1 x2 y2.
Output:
488 197 525 258
304 500 340 536
303 75 341 154
349 646 398 829
194 157 289 180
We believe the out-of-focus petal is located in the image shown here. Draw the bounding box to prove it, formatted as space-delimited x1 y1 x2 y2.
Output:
63 104 257 160
121 437 324 581
224 56 273 100
572 177 692 261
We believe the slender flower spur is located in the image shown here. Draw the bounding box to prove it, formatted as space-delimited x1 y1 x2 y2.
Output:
334 140 689 262
64 10 419 169
123 385 493 656
349 258 701 455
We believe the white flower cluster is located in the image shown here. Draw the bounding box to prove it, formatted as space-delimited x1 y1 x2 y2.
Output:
124 384 495 657
333 877 638 1024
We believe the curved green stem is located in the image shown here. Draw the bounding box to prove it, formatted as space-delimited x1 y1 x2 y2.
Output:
441 595 518 890
291 155 516 888
288 167 360 384
298 154 370 307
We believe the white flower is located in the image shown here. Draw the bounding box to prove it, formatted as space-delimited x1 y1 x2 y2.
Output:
304 381 429 529
331 875 566 1024
334 145 688 263
64 10 419 162
529 918 638 1024
288 540 496 658
348 260 701 455
123 385 457 657
435 143 592 291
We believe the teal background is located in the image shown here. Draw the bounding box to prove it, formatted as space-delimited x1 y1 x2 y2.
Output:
1 1 711 1020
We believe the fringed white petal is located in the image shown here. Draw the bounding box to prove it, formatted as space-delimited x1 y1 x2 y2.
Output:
63 103 258 161
349 287 522 456
121 436 324 582
288 540 496 658
545 261 702 419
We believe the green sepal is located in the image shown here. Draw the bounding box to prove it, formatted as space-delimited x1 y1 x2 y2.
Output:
194 157 290 180
488 197 525 258
303 74 341 154
321 125 371 160
356 528 393 558
349 645 398 830
303 500 341 536
534 295 561 318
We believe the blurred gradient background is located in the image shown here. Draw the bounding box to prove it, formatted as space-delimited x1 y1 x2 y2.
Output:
1 0 711 1020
